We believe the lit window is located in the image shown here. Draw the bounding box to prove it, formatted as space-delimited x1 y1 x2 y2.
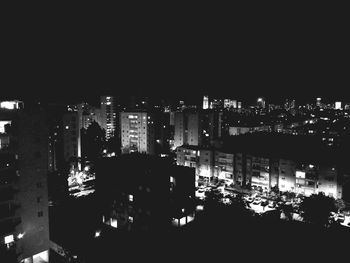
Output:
128 194 134 202
4 234 14 244
95 230 101 238
128 216 133 223
111 218 117 228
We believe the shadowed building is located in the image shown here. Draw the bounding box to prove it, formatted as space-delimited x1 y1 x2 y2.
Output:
0 101 50 262
95 154 195 232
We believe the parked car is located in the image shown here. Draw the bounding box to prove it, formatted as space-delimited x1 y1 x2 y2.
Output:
253 198 262 205
337 213 345 223
268 202 276 208
260 200 269 207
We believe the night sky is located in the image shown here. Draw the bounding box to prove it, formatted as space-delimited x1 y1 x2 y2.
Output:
2 7 349 105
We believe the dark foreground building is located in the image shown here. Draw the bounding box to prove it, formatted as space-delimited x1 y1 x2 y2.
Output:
95 154 195 232
0 101 50 262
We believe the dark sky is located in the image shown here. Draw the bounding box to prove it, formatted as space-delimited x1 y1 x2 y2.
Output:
2 6 349 104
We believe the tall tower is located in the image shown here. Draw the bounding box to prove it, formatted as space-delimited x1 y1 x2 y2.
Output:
120 112 155 155
100 96 117 140
203 96 209 110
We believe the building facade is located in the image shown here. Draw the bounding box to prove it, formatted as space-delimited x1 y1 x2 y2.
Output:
63 112 81 166
120 112 155 155
0 102 50 262
100 96 117 140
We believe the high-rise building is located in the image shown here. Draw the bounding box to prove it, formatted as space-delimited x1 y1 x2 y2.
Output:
120 112 155 155
174 111 222 149
335 101 342 110
100 96 117 140
316 97 322 108
224 99 237 110
0 102 50 262
63 112 81 168
174 112 201 148
257 97 266 109
202 96 209 110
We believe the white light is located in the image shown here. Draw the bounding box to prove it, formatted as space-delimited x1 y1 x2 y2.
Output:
129 194 134 202
111 218 118 228
65 126 69 129
4 234 14 244
182 208 185 213
95 230 101 238
103 149 107 154
0 101 17 110
84 166 89 172
196 205 204 211
17 233 24 239
309 164 314 169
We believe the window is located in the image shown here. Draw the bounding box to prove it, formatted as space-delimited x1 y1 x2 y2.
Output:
128 195 134 202
38 211 43 217
37 197 42 203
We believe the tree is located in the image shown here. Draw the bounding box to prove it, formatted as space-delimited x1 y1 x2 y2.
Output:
81 121 106 164
334 198 346 213
299 193 336 227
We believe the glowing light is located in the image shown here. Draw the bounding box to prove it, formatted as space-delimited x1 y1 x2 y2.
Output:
4 234 14 244
296 171 306 179
111 219 117 228
0 101 18 110
128 194 134 202
0 121 11 133
17 233 24 239
65 126 69 129
309 164 314 169
84 166 89 172
95 230 101 238
196 205 204 211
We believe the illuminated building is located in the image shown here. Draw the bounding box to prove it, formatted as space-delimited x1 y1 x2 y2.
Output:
100 96 117 139
209 99 223 110
257 97 266 109
174 112 201 148
214 150 234 185
316 97 322 108
335 101 342 110
202 96 209 110
72 102 103 130
96 154 195 231
174 110 222 149
0 102 50 262
63 112 81 168
246 155 270 191
224 99 237 110
175 135 344 198
120 112 155 155
176 145 214 186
